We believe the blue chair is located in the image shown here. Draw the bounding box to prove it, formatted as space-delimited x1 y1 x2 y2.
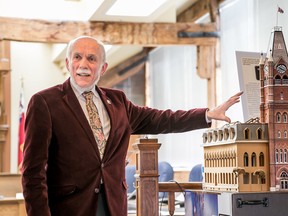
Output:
125 161 174 199
174 164 204 210
189 164 203 182
158 161 174 200
125 165 136 198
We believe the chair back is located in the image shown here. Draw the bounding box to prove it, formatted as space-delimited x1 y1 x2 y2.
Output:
158 161 174 199
125 165 136 194
189 164 203 182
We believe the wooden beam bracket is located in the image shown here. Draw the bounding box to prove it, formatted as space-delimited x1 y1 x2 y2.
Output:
178 31 220 38
118 56 148 76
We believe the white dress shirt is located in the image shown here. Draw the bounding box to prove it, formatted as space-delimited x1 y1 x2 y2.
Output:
70 81 111 141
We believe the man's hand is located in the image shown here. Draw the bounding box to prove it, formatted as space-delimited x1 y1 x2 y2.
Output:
207 91 243 123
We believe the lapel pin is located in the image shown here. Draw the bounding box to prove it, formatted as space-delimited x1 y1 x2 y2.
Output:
107 99 112 104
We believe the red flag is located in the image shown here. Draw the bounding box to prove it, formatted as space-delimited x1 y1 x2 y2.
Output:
278 6 284 13
18 88 25 173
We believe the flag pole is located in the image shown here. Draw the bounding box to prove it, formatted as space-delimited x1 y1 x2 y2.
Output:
18 75 25 173
276 5 279 27
276 5 284 28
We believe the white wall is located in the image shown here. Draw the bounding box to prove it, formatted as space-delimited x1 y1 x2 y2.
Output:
149 46 207 170
219 0 256 124
10 42 66 172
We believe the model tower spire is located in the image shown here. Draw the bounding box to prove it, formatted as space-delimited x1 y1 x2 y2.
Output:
259 26 288 191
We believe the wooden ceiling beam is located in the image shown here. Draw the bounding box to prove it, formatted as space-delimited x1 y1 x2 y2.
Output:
0 17 217 46
177 0 225 23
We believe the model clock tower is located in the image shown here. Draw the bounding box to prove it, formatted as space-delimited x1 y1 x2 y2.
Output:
259 26 288 191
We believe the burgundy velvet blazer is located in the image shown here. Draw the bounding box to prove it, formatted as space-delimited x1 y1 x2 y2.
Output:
22 78 210 216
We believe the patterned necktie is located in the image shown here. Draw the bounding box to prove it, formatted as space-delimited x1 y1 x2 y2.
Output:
83 91 106 159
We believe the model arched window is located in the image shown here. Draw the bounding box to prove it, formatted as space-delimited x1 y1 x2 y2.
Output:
244 128 250 139
284 113 288 122
243 172 249 184
218 130 223 141
278 130 281 138
276 149 279 163
230 128 235 139
283 75 288 85
203 133 207 143
244 152 249 167
275 75 281 85
213 130 218 142
284 130 287 138
280 171 288 189
224 128 229 140
256 128 263 139
284 150 287 163
251 173 258 184
208 132 212 142
276 112 281 123
280 149 283 163
259 152 264 166
251 152 257 167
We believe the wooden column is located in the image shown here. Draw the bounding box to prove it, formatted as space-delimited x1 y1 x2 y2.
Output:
197 44 216 108
196 0 220 128
132 138 161 216
0 40 11 172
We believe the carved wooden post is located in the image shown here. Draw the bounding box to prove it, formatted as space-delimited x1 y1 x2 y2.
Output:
132 138 161 216
0 40 11 172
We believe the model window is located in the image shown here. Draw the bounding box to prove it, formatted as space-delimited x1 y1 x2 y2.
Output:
218 130 223 141
251 152 257 167
243 172 249 184
256 128 263 139
284 150 287 163
208 132 212 142
276 149 279 163
259 152 265 166
284 113 287 122
203 133 207 143
213 130 218 142
224 128 229 140
276 112 281 123
280 149 283 163
230 128 235 139
284 130 287 138
261 177 266 184
278 130 281 138
251 173 258 184
244 128 250 139
275 75 281 85
244 152 249 167
280 172 288 189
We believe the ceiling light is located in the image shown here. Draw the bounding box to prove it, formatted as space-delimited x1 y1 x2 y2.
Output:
106 0 167 17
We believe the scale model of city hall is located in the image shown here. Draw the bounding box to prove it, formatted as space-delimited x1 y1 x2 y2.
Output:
202 26 288 192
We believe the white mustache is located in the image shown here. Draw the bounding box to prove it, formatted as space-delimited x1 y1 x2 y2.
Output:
76 69 91 76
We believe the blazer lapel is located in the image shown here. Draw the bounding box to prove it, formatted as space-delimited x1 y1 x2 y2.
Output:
96 87 117 161
62 79 101 159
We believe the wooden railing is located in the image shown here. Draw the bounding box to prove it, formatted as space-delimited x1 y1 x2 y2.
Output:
158 182 202 216
133 138 202 216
